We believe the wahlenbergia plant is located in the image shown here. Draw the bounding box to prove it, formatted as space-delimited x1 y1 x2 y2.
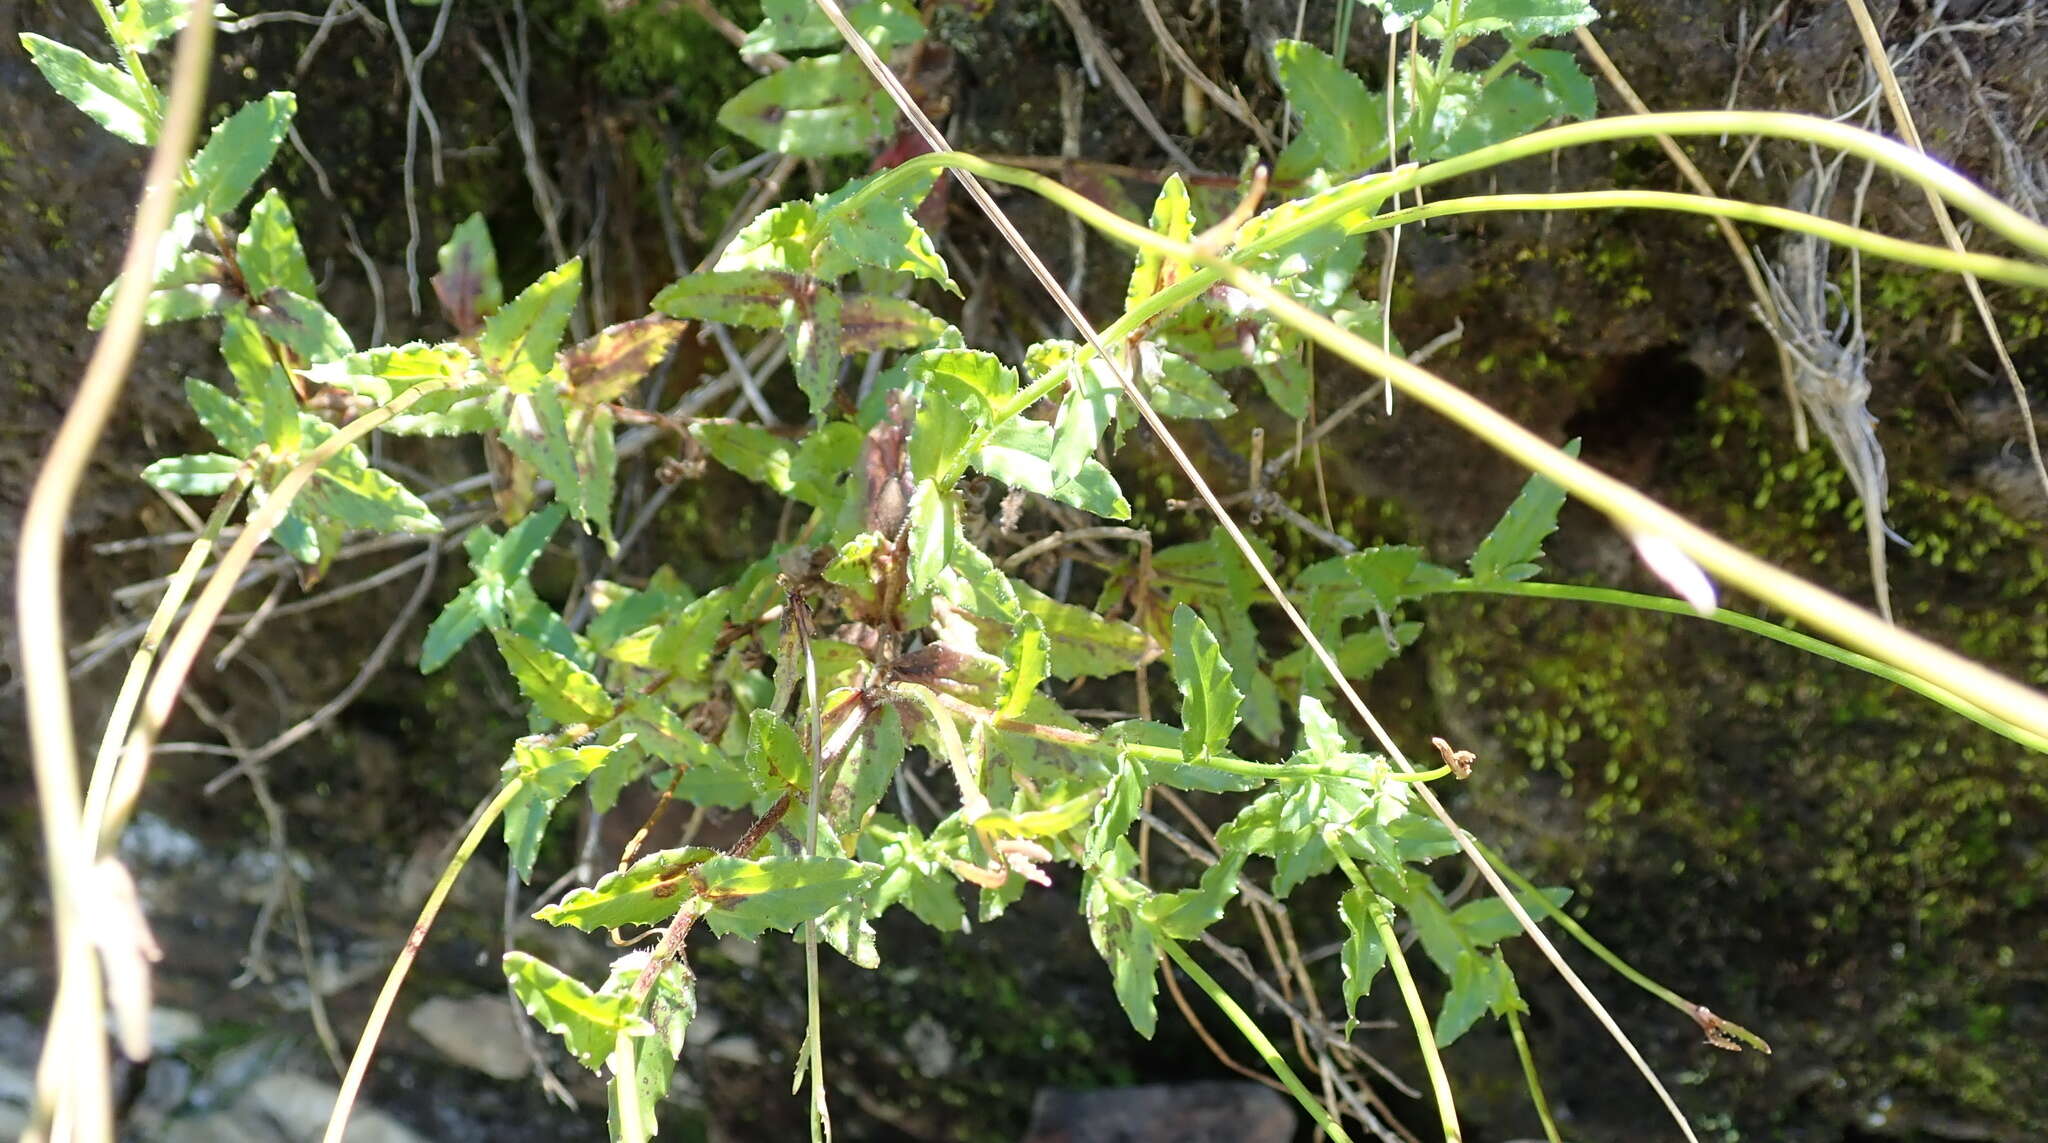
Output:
20 1 2048 1141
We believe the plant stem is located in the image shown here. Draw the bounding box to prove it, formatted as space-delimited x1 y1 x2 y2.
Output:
1446 579 2048 754
1507 1006 1563 1143
322 778 524 1143
1157 938 1357 1143
1472 839 1771 1054
17 11 215 1140
96 378 457 851
1331 844 1462 1142
79 469 254 843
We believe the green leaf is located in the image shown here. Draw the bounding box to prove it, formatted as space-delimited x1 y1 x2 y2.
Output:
1143 847 1245 941
1126 174 1194 310
237 189 317 299
535 846 716 932
717 54 893 157
692 421 797 493
220 311 301 455
432 212 502 333
1272 40 1386 178
183 93 296 217
20 35 154 145
302 342 474 405
1015 581 1147 680
1144 348 1235 420
837 294 949 355
599 951 695 1143
1338 887 1388 1036
480 259 583 394
1250 324 1313 420
301 447 440 536
87 249 229 330
1430 73 1568 159
1467 438 1578 584
565 316 686 406
652 268 800 328
1435 949 1516 1048
1449 886 1572 947
998 616 1048 720
976 419 1130 520
1081 843 1158 1037
1361 0 1434 33
141 453 242 495
501 737 627 880
1171 605 1240 764
907 369 983 484
745 709 811 792
696 855 877 940
743 0 924 53
788 421 864 507
1520 47 1597 121
861 817 966 933
906 480 952 595
420 507 567 674
815 168 954 290
501 386 615 552
251 289 354 364
114 0 198 53
1454 0 1598 40
502 951 652 1072
642 587 732 678
786 283 844 415
495 629 612 727
184 377 261 457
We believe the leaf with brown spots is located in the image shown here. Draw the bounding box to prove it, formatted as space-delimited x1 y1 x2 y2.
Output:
565 315 687 406
533 846 716 932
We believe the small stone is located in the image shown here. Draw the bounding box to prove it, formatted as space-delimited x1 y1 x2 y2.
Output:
1020 1081 1296 1143
904 1014 954 1078
705 1035 763 1068
407 993 530 1080
150 1006 205 1052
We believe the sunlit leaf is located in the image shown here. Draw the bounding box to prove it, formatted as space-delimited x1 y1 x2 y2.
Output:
815 168 954 290
237 189 317 299
20 35 154 145
141 453 242 495
1171 605 1240 764
1338 886 1388 1036
183 93 296 217
717 54 894 157
599 951 695 1143
535 847 715 932
500 738 626 880
696 855 878 940
1126 174 1194 311
432 213 502 333
420 507 566 674
564 315 685 406
184 377 261 457
1272 40 1386 178
743 0 924 53
1520 47 1597 120
495 628 612 727
251 288 353 364
502 951 652 1071
480 259 583 394
975 419 1130 520
652 268 800 328
1467 438 1578 584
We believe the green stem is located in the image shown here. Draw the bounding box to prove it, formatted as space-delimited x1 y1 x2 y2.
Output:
1507 1006 1563 1143
97 378 458 851
1331 844 1462 1142
322 778 524 1143
1445 579 2048 754
1472 838 1771 1055
1157 938 1357 1143
1361 189 2048 289
80 467 254 846
90 0 164 121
